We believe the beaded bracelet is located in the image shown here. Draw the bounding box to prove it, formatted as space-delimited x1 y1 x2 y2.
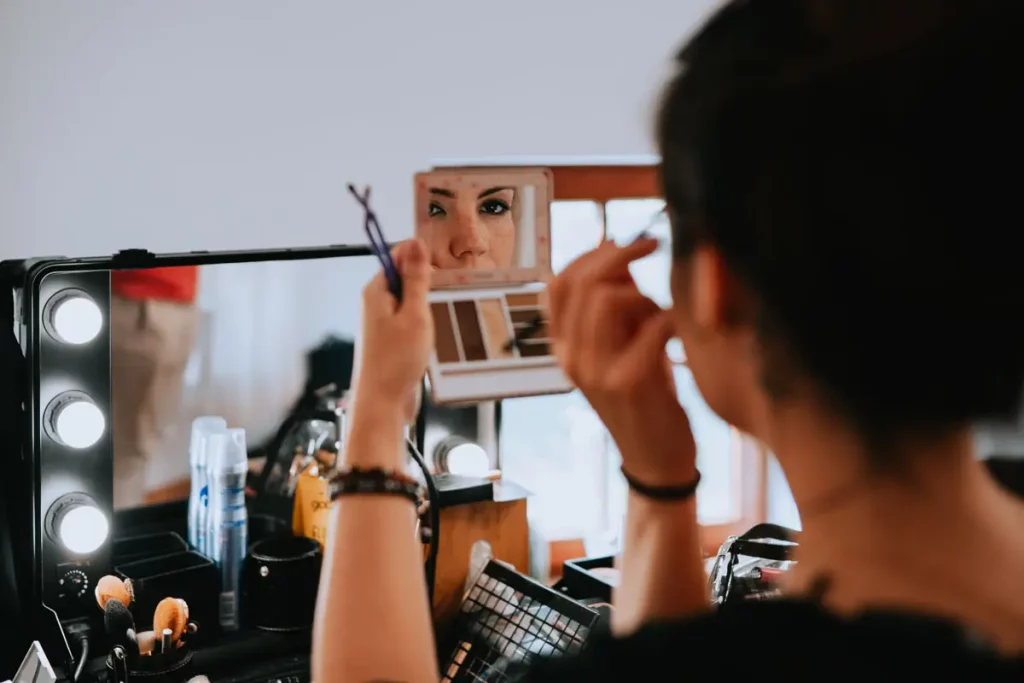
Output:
327 466 423 505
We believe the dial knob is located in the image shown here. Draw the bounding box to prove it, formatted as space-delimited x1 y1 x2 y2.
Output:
58 569 90 601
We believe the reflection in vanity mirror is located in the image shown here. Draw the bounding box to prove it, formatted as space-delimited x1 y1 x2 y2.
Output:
109 256 375 509
415 168 553 287
109 253 486 510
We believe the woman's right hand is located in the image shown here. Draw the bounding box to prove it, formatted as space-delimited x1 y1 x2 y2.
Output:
546 238 697 487
350 239 433 435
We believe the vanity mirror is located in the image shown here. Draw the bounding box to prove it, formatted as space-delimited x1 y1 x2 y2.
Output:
415 167 572 404
2 244 488 633
104 251 380 510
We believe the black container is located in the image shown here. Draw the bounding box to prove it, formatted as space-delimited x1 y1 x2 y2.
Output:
248 514 291 549
107 641 194 683
242 536 322 632
116 551 219 641
113 532 189 566
558 556 616 603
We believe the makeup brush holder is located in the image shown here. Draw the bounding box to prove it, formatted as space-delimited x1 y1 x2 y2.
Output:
113 532 189 566
116 551 219 642
106 641 194 683
248 512 292 548
242 535 322 631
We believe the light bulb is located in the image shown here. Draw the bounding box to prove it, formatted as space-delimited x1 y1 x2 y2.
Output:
53 398 105 449
58 505 109 554
48 292 102 345
446 442 490 477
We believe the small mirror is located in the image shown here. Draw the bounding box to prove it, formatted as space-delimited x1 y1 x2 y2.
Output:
415 167 570 405
415 168 553 288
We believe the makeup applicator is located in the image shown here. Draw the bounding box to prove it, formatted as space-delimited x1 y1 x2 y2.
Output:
103 598 137 654
95 575 134 610
153 598 190 648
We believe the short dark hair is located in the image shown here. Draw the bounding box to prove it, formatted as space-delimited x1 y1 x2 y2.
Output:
658 0 1024 441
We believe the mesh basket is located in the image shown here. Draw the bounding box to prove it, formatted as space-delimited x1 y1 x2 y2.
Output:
441 560 600 682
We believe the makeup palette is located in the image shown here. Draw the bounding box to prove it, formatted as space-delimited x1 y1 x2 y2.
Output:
417 166 571 404
427 284 568 404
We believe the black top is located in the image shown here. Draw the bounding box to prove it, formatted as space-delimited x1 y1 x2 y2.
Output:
506 600 1024 681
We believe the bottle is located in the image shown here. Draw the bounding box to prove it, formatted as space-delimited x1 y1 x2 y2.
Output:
206 427 248 631
187 416 227 556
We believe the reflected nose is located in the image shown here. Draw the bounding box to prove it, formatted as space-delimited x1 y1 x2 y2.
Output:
450 213 488 263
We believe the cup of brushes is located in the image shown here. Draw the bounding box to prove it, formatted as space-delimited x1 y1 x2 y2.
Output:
96 575 199 674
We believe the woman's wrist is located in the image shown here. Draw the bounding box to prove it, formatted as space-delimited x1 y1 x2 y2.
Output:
345 386 409 470
614 434 698 491
604 394 698 488
350 380 409 425
345 424 406 470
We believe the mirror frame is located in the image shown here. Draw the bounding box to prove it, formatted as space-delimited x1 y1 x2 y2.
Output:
1 243 434 655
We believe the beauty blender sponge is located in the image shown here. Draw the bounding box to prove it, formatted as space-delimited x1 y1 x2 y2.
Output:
95 575 133 610
153 597 189 644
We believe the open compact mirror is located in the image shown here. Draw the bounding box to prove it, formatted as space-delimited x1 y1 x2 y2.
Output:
414 167 572 405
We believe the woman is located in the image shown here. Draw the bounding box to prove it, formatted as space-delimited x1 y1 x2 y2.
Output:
420 183 517 270
314 0 1024 679
110 265 200 507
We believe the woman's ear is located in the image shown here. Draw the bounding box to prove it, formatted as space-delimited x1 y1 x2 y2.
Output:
689 245 751 331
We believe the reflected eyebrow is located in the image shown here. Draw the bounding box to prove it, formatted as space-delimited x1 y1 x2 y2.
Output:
478 186 514 199
429 188 454 198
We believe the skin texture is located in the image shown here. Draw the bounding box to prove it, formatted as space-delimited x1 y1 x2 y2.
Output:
419 184 517 270
312 233 1024 681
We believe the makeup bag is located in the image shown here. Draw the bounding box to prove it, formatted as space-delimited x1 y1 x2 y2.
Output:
708 523 799 605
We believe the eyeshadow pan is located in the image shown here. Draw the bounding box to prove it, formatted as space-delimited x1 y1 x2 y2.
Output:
432 303 461 364
506 292 540 308
453 300 487 362
478 299 514 359
518 341 551 358
509 309 540 326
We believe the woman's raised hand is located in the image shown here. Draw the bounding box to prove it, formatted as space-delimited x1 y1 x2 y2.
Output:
352 239 433 426
546 238 697 486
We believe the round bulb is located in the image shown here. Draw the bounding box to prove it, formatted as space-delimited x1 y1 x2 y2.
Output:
54 399 105 449
59 505 109 554
51 295 102 344
446 442 490 477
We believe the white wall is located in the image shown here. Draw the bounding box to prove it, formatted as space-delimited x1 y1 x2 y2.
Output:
0 0 721 259
2 0 816 522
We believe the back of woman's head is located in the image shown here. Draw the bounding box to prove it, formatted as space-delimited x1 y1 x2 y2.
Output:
658 0 1024 442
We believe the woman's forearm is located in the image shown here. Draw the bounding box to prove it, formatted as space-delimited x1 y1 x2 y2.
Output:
311 399 439 683
611 492 709 636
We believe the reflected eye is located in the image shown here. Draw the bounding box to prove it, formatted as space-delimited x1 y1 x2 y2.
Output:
479 199 510 216
428 202 446 218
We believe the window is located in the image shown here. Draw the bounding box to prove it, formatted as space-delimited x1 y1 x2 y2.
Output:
499 164 769 559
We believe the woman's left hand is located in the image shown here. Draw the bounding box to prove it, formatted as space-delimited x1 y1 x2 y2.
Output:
546 238 696 487
351 239 433 425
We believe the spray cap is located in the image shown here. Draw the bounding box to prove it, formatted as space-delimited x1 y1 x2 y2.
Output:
189 416 227 467
209 428 248 472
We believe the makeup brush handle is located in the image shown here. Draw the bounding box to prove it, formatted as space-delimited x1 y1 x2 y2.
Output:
505 315 545 351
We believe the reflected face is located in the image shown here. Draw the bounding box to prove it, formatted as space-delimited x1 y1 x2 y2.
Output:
422 185 517 270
